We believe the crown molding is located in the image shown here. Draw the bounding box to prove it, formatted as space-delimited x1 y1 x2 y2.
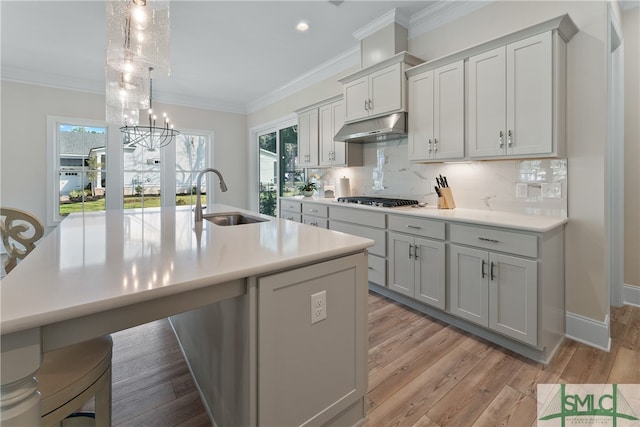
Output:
352 8 411 41
2 66 249 114
409 0 493 39
1 66 104 96
245 45 359 114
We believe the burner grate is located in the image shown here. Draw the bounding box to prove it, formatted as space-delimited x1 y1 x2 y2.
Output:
337 197 419 207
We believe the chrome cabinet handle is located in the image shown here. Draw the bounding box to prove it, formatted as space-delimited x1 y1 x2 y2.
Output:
406 225 422 230
428 139 433 153
481 259 486 278
368 266 374 270
490 262 496 281
478 237 500 243
434 138 438 152
499 130 504 148
414 246 419 260
364 100 368 111
507 130 513 147
409 244 414 259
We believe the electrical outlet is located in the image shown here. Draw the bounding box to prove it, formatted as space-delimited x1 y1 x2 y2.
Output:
541 182 562 199
311 291 327 324
516 183 528 199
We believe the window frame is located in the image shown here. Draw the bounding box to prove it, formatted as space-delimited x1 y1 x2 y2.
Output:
248 114 297 213
47 116 214 226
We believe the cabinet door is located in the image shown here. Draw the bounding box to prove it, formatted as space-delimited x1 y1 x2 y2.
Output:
468 46 507 158
388 232 414 297
506 32 552 156
488 253 537 346
331 101 347 166
318 104 334 166
369 62 403 117
408 71 434 161
297 109 319 167
450 245 489 327
415 237 445 310
433 61 464 159
343 77 369 122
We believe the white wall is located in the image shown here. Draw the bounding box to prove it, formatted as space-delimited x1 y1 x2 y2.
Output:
623 6 640 289
0 81 248 224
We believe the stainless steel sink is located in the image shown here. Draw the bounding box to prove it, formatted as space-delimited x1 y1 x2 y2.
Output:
203 212 269 226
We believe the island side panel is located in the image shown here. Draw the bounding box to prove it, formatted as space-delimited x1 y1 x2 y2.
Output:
169 291 250 427
257 252 369 427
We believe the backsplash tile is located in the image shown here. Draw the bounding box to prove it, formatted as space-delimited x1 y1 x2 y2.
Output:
307 138 567 218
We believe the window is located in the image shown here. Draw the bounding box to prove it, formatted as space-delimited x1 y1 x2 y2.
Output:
175 133 209 206
49 116 213 225
252 116 304 217
53 121 108 219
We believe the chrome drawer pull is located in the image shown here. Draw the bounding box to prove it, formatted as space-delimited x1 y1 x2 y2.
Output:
490 262 496 281
478 237 500 243
407 225 422 230
409 244 414 259
481 259 486 278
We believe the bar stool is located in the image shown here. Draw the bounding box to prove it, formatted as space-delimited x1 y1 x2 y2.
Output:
1 207 113 427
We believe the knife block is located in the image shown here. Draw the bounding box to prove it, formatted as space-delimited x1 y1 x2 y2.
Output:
438 187 456 209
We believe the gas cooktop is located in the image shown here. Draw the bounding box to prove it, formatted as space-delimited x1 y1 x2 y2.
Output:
336 197 419 208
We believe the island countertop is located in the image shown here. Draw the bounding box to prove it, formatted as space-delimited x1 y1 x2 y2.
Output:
0 205 374 335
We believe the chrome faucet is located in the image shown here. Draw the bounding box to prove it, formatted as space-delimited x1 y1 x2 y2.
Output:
195 168 228 222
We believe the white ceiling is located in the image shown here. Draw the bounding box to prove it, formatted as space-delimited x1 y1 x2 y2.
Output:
1 1 437 114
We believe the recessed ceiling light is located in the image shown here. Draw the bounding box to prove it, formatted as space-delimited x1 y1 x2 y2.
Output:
296 21 309 32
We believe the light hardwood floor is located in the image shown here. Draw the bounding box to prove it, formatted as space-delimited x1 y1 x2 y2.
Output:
93 291 640 426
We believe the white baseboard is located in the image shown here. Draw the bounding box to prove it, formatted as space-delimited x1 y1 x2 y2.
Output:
624 283 640 307
565 312 611 351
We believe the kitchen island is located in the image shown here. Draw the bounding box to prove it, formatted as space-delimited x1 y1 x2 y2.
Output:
1 205 373 426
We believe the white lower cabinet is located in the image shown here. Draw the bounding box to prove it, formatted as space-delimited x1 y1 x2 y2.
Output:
280 200 302 223
388 231 445 310
302 201 328 228
449 244 537 346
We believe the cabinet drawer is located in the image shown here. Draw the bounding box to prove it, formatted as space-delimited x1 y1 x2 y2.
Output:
302 203 328 218
303 217 328 229
388 215 445 240
367 255 386 286
281 213 302 223
450 224 537 258
330 221 386 257
329 206 386 228
281 201 302 213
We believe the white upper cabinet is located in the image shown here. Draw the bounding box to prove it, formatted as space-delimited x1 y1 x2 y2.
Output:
297 108 319 168
340 52 424 124
408 60 464 162
318 98 362 167
406 14 576 162
468 32 555 158
343 62 403 122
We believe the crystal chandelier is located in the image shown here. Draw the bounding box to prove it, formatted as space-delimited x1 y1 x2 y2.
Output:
106 0 171 78
119 67 180 151
105 0 179 150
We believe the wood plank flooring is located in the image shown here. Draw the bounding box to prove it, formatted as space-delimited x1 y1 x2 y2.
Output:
86 292 640 426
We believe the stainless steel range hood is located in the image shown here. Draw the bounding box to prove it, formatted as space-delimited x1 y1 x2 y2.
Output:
334 112 407 143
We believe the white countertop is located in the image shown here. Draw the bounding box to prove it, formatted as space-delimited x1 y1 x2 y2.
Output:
284 197 568 233
0 205 373 334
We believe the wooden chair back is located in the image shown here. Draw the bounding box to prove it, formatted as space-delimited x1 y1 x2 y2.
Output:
1 207 45 274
